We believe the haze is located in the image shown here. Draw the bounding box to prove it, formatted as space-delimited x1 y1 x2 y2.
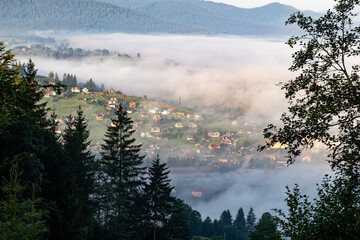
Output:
23 33 295 122
210 0 335 11
15 32 332 219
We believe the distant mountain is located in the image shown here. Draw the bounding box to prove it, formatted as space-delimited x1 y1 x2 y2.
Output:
99 0 321 36
0 0 196 33
0 0 321 36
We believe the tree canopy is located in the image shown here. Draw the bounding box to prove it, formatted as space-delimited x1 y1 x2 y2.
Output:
260 0 360 239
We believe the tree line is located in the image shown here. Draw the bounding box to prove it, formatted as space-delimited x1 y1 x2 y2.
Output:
187 207 279 240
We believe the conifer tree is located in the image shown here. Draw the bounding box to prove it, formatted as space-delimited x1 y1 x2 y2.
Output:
0 161 47 240
99 103 145 239
145 155 176 240
219 210 233 227
249 212 280 240
62 106 96 240
39 112 66 240
165 199 191 240
188 210 202 237
54 73 60 83
0 53 48 193
246 207 256 233
201 217 214 238
234 207 247 240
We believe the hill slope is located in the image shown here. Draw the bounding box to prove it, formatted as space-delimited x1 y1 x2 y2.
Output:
0 0 320 36
0 0 196 33
100 0 321 35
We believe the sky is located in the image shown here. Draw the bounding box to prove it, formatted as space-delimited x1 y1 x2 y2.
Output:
209 0 336 11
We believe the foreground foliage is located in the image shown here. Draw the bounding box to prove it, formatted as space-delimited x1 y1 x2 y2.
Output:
0 42 190 240
261 0 360 239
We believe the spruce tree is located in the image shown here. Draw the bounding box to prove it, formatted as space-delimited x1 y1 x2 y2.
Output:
0 162 47 240
201 217 214 238
145 155 176 240
99 103 145 239
219 209 233 227
0 53 48 193
39 112 66 240
54 73 60 83
188 210 202 237
249 212 280 240
234 207 247 239
165 199 191 240
62 106 96 240
246 207 256 233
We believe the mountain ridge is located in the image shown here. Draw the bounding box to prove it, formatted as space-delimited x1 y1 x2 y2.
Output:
0 0 320 36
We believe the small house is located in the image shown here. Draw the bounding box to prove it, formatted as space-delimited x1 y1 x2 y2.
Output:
175 123 184 128
71 87 80 93
96 114 104 120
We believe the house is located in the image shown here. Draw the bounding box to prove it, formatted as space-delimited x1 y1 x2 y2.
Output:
124 107 135 114
149 107 159 114
194 114 203 120
187 122 197 128
161 109 170 115
187 137 196 143
150 144 160 150
192 189 202 198
208 132 220 138
302 156 311 162
71 87 80 93
222 137 232 145
129 102 136 108
55 128 62 134
82 88 89 93
218 159 228 163
56 119 64 125
175 123 184 128
96 114 104 120
226 131 234 137
50 91 57 96
271 142 288 149
151 127 161 133
108 98 118 108
209 143 221 149
44 92 51 98
153 115 161 121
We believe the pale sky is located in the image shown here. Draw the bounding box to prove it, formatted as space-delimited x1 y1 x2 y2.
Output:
209 0 336 11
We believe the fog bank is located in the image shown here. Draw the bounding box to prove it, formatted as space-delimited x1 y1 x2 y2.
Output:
172 161 331 219
20 33 295 122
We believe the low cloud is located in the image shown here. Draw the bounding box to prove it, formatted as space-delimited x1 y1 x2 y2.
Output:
16 32 333 219
171 161 331 219
20 33 295 122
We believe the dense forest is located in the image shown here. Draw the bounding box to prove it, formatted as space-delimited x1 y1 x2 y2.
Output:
0 0 193 33
0 0 317 36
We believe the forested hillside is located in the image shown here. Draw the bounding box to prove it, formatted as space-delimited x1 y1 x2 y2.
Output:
0 0 319 36
0 0 195 33
135 1 304 35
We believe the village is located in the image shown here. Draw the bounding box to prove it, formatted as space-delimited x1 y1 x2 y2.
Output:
43 86 310 179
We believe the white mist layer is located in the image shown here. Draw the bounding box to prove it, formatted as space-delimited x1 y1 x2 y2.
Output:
16 33 335 219
19 33 295 122
172 161 331 220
